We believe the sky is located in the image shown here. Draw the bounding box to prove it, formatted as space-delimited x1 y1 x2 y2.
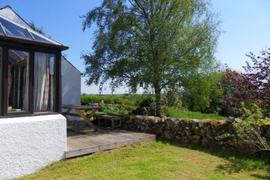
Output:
1 0 270 94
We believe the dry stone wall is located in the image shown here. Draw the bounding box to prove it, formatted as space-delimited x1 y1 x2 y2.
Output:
121 115 270 153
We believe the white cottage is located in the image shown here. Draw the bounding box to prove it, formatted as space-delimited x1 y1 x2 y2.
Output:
0 5 80 179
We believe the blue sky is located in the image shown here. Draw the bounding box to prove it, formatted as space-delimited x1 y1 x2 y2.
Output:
1 0 270 94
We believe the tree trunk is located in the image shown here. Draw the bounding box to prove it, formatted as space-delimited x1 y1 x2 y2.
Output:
154 87 161 117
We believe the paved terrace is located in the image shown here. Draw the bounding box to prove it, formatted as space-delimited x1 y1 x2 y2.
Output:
66 130 156 158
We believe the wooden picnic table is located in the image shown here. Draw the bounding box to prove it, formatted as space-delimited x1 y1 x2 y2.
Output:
62 104 100 132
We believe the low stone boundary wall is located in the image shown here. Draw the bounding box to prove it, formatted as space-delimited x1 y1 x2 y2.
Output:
121 115 269 152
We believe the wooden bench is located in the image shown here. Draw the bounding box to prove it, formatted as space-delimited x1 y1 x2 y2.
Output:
95 114 123 129
62 104 100 132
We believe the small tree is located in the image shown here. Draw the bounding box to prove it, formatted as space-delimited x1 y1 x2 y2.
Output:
220 70 257 117
219 49 270 117
82 0 219 116
245 50 270 115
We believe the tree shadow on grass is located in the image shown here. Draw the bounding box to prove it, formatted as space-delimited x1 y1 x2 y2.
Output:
156 139 270 179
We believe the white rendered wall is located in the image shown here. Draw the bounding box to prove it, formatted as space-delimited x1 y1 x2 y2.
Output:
62 57 81 106
0 114 67 179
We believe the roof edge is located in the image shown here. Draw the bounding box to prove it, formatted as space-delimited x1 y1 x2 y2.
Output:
0 5 12 10
62 56 81 73
0 35 69 51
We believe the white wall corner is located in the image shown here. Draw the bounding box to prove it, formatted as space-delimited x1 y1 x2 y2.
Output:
0 114 67 179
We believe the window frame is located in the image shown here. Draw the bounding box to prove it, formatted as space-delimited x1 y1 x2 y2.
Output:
0 40 62 117
7 49 31 114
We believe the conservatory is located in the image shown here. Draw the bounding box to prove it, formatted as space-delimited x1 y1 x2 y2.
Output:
0 7 68 116
0 6 68 179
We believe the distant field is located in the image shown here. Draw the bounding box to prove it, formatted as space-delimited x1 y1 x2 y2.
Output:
81 94 148 107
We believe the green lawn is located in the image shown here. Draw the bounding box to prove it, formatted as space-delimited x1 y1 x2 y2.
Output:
172 111 225 120
21 141 269 180
163 107 225 120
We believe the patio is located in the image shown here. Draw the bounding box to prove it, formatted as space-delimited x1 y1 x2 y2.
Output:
66 129 156 158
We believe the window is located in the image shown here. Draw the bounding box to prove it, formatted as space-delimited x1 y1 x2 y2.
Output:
7 49 29 113
0 46 61 116
34 52 55 112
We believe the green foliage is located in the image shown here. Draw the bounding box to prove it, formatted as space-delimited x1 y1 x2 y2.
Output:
98 104 130 116
81 94 141 107
232 119 270 153
164 85 183 108
134 96 156 116
220 103 268 153
138 96 155 108
182 72 224 113
241 102 263 121
81 94 226 120
162 106 225 120
82 0 220 116
81 94 157 115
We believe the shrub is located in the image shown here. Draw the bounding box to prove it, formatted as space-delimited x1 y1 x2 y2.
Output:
220 49 270 117
219 70 257 117
182 72 223 113
232 119 270 154
99 104 131 115
81 94 138 107
217 103 269 154
241 103 263 121
245 50 270 115
138 96 155 108
132 96 156 116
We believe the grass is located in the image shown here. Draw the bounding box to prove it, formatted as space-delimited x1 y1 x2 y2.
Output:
163 106 225 120
21 141 269 180
170 111 225 120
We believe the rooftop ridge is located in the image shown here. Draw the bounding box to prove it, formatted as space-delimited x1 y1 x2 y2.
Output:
0 5 31 29
0 5 12 10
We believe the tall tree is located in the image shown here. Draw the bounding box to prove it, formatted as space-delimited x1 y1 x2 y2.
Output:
82 0 219 116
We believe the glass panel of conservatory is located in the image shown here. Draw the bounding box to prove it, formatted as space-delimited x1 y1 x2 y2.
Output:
8 49 30 113
0 16 32 40
34 52 55 112
31 32 51 44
